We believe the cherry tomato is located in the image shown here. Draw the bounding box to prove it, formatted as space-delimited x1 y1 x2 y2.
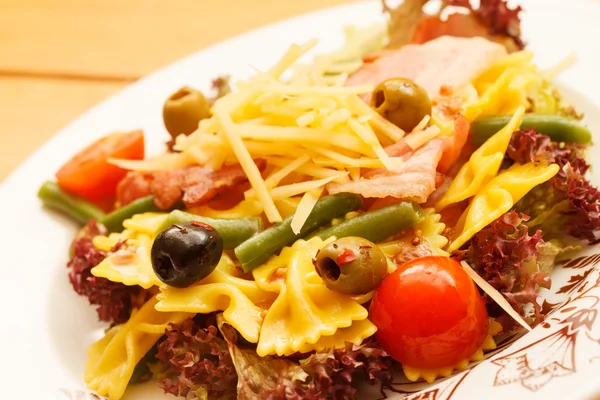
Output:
370 256 488 369
56 130 144 206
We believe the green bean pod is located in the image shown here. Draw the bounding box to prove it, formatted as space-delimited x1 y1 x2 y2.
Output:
100 196 161 233
471 114 592 146
311 201 424 243
38 181 106 224
234 193 363 272
129 343 158 384
157 210 263 250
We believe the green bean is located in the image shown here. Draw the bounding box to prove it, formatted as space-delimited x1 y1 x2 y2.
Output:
471 114 592 146
157 210 263 250
234 193 363 272
129 343 158 384
311 201 424 243
38 181 105 225
100 196 161 233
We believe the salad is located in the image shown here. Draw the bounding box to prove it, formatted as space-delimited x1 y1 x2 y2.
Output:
38 1 600 399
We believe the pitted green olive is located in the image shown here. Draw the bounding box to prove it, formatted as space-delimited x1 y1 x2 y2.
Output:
314 237 388 295
163 86 211 139
371 78 432 132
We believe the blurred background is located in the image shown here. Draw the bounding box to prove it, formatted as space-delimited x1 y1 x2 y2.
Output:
0 0 356 181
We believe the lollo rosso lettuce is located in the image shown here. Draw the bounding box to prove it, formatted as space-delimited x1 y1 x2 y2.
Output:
148 314 393 400
509 129 600 243
457 128 598 330
454 211 553 329
67 221 149 325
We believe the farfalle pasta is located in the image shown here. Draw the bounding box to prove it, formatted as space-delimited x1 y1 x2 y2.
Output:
91 213 167 288
253 238 375 356
436 106 525 211
156 255 276 343
85 297 190 400
449 161 560 251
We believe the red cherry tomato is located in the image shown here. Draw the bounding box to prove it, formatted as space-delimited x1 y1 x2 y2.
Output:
370 256 489 369
56 130 144 207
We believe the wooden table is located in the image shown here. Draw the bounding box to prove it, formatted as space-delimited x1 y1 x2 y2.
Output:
0 0 355 181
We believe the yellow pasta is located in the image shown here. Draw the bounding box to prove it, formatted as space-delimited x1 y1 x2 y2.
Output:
436 106 525 211
85 297 190 400
379 207 449 261
156 255 277 343
449 162 560 251
253 238 374 357
91 214 165 289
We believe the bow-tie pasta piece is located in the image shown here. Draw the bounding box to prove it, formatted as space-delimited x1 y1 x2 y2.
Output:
156 255 277 343
464 51 540 120
379 207 449 264
436 106 525 211
85 296 190 400
449 161 559 251
91 213 169 289
254 237 373 357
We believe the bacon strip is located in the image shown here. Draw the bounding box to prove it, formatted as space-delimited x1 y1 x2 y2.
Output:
116 160 265 209
327 139 443 203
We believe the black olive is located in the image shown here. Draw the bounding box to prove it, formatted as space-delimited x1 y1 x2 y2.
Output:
151 221 223 288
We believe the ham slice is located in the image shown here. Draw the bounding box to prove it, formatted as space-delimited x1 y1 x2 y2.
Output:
327 139 443 203
347 36 507 103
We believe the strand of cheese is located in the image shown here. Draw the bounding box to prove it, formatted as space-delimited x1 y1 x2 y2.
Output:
214 98 282 222
290 187 324 234
266 175 345 201
245 155 310 198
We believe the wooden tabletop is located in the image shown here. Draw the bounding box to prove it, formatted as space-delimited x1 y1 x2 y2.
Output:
0 0 356 182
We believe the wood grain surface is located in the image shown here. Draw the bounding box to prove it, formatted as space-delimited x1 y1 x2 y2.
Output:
0 0 355 181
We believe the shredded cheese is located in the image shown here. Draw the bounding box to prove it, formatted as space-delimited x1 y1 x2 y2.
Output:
267 175 345 201
413 114 431 132
109 153 193 171
243 83 373 96
214 99 282 222
460 261 533 332
405 125 442 150
245 155 310 198
290 188 324 234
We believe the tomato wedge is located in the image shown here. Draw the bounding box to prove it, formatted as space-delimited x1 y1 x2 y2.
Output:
56 130 144 206
370 256 489 369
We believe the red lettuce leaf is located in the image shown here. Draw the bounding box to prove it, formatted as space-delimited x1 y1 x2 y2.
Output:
67 221 149 325
383 0 524 50
445 0 523 48
506 128 552 164
153 315 238 399
509 129 600 243
454 211 548 326
216 314 392 400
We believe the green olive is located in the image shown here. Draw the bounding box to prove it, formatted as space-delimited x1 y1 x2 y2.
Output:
163 86 211 139
314 237 388 295
371 78 432 132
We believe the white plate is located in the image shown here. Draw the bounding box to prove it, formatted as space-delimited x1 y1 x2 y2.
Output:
1 1 600 399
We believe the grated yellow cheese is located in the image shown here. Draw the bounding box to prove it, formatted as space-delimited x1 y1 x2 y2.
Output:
232 125 370 154
346 95 405 142
347 118 395 170
245 155 310 198
405 125 442 150
290 188 324 234
267 175 346 201
109 152 193 172
214 98 282 222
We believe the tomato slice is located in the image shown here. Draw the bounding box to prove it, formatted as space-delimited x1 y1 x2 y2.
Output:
56 130 144 206
370 256 489 369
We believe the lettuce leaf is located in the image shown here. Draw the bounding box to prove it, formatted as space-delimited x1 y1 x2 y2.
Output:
217 315 393 400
